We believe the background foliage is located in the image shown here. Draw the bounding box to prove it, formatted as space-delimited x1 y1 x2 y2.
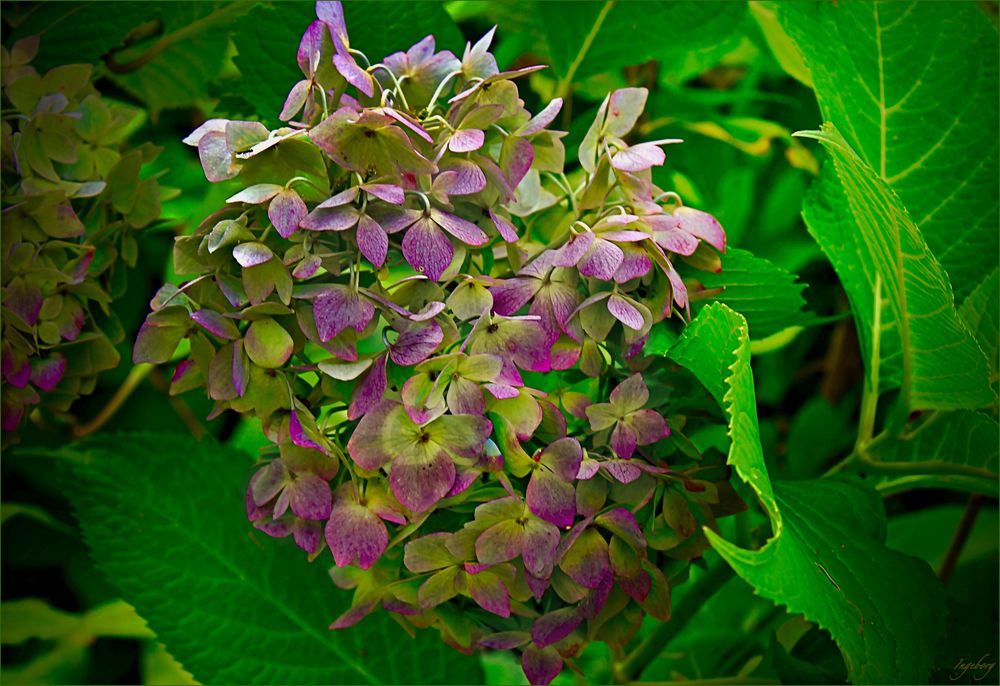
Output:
2 1 997 685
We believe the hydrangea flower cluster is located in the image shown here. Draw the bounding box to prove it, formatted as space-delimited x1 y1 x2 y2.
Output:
2 37 162 439
135 4 738 683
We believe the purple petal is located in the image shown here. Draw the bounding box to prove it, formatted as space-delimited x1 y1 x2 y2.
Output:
611 142 666 172
347 354 387 420
333 51 375 97
191 309 239 340
232 242 273 268
390 321 443 366
296 20 324 75
531 608 581 648
603 460 642 484
521 518 561 578
362 183 405 204
527 470 576 528
290 410 323 451
501 136 534 189
614 246 653 283
629 408 670 445
653 225 699 257
519 98 563 136
232 340 249 397
390 448 456 512
329 599 378 629
540 437 582 480
447 468 480 497
431 208 489 246
675 206 726 252
318 186 359 208
269 189 308 238
522 644 563 686
607 294 644 330
356 214 388 268
289 472 333 520
402 217 453 280
316 1 348 47
435 161 486 196
578 571 613 619
197 131 237 182
448 128 485 153
314 287 375 341
596 508 647 550
447 377 486 416
559 527 610 589
5 279 42 326
490 208 519 242
293 520 324 555
302 206 360 231
579 239 624 281
326 495 388 568
611 421 639 459
479 631 530 650
553 232 594 268
491 278 539 316
251 461 287 506
30 354 66 392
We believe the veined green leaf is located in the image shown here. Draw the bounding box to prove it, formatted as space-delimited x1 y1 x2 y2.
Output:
798 125 993 411
539 1 748 97
672 303 946 685
693 248 815 340
772 0 999 303
874 411 999 484
69 433 483 685
959 267 999 383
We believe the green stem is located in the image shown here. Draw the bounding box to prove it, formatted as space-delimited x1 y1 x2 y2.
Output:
617 562 735 682
72 364 153 438
856 273 882 449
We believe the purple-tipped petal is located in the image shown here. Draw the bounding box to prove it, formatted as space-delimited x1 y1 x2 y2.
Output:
232 242 274 268
333 51 375 97
531 607 581 648
347 354 387 420
293 520 324 555
596 508 647 550
251 460 287 506
356 214 388 268
629 408 670 445
30 355 66 392
314 287 375 342
607 294 645 331
521 518 560 578
290 410 324 452
435 161 487 196
269 189 308 238
302 205 360 231
479 631 530 650
522 644 563 686
527 470 576 528
329 599 379 629
191 309 240 340
490 208 519 242
431 208 489 246
390 321 443 366
559 527 610 589
603 460 643 484
539 437 583 480
467 570 511 617
519 98 563 136
362 183 405 204
402 217 454 281
491 278 539 316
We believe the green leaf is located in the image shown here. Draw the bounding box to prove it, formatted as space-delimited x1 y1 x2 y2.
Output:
799 126 993 411
69 432 483 685
959 267 999 383
692 248 815 340
772 0 999 303
871 410 999 496
672 303 946 685
233 2 463 122
539 1 748 94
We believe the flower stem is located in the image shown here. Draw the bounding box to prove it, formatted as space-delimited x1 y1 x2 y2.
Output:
72 363 153 438
616 561 735 682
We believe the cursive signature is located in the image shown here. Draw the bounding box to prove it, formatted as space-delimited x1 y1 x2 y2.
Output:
950 654 996 682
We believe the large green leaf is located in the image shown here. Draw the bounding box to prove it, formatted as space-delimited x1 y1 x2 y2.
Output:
669 303 946 685
960 267 999 383
233 2 464 123
538 1 747 93
800 126 993 411
772 1 999 303
693 248 814 340
69 433 482 685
